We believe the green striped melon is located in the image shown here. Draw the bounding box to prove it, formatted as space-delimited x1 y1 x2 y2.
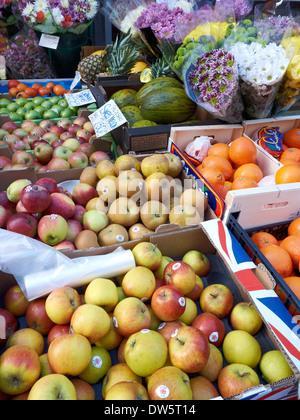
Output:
132 119 158 128
140 87 197 124
121 105 143 127
111 89 138 109
135 77 183 107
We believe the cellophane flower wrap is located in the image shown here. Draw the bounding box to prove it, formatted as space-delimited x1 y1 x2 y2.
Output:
17 0 100 34
3 26 56 78
183 48 244 123
224 2 295 120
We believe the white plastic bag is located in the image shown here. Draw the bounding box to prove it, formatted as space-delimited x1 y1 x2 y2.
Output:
0 229 136 301
185 136 213 164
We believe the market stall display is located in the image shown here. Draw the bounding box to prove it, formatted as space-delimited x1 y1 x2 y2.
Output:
0 0 300 403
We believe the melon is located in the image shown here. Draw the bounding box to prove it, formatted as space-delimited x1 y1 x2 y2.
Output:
140 87 197 124
131 120 158 128
135 77 183 106
121 105 143 127
110 89 138 109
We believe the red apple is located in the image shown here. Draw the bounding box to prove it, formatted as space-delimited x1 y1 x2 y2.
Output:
57 186 73 199
34 143 53 164
25 298 55 336
185 275 204 301
35 178 59 195
0 308 18 347
89 151 110 166
151 285 186 322
39 119 55 132
73 117 88 127
54 240 76 250
0 205 8 228
77 142 96 157
3 285 30 318
60 131 74 142
157 320 185 344
21 120 36 133
31 139 48 150
45 192 76 220
200 284 234 319
72 183 97 207
47 158 70 171
20 184 51 213
163 261 196 295
218 364 260 399
50 125 65 136
76 129 92 142
0 155 12 169
83 121 95 134
51 139 64 149
66 218 83 242
3 134 21 147
42 132 58 144
0 191 16 213
6 212 38 237
47 324 70 346
37 214 68 246
192 312 226 347
11 139 31 152
68 151 89 169
57 119 72 130
11 151 35 167
168 326 210 373
3 121 19 133
30 126 46 138
68 124 82 136
73 205 87 223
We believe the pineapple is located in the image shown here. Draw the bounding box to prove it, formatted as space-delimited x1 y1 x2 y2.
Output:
77 53 107 84
105 32 141 76
150 57 176 79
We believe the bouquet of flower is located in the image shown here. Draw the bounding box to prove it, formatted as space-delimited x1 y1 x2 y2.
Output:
3 26 56 78
0 0 19 26
183 48 244 123
17 0 99 34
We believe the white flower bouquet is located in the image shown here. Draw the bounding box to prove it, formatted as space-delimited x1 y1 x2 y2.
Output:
17 0 100 34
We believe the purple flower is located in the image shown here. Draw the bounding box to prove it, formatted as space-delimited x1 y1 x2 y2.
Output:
188 49 238 110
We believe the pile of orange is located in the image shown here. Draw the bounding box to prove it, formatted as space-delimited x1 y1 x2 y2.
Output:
274 128 300 185
7 79 67 99
250 217 300 316
195 136 262 199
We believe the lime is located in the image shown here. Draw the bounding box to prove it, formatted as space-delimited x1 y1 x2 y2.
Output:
7 102 19 112
60 108 75 118
9 112 21 121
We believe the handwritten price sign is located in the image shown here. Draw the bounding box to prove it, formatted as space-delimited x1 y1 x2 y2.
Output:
88 100 128 138
65 89 96 107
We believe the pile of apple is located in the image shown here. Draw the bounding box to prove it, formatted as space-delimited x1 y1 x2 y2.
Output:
0 116 105 172
0 152 208 250
0 243 294 400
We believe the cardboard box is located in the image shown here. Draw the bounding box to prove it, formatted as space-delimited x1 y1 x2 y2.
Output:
80 46 106 60
169 124 291 229
1 219 299 400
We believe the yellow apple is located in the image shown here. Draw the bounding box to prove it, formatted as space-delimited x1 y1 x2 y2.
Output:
45 286 82 325
96 175 118 204
116 170 144 198
147 366 192 400
259 350 294 384
180 188 208 213
141 154 169 177
190 375 219 400
114 154 141 175
105 381 149 400
144 172 171 202
84 278 119 312
86 197 108 213
112 297 151 337
222 330 262 368
140 200 168 230
79 346 112 385
122 266 156 301
70 304 111 344
70 378 95 401
164 153 182 178
28 374 77 400
108 197 140 227
128 223 154 241
96 160 115 179
98 223 129 246
94 313 123 351
230 302 263 336
177 297 198 325
132 241 162 271
6 328 44 356
48 333 92 376
125 329 168 377
169 204 202 227
199 343 224 382
102 362 142 399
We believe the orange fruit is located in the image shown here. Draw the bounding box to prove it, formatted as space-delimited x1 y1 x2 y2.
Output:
7 79 20 89
198 166 225 189
233 163 263 183
39 87 51 96
288 217 300 237
231 176 258 190
229 137 257 166
259 245 293 278
208 143 230 160
250 232 279 249
280 158 300 166
16 83 28 92
275 164 300 184
9 87 20 98
275 276 300 316
31 83 43 91
53 85 67 96
46 82 55 92
280 148 300 165
280 235 300 270
283 129 300 149
24 87 38 98
202 155 233 181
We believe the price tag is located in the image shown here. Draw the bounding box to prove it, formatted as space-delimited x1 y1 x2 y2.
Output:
64 89 96 107
88 100 127 138
70 71 82 91
39 33 60 50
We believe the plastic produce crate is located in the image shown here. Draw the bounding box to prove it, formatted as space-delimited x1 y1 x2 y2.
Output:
227 214 300 316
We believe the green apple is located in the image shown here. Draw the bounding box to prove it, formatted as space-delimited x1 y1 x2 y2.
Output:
32 97 45 106
79 346 112 385
34 106 47 116
259 350 294 383
132 242 162 271
24 102 35 111
0 98 12 107
42 100 53 109
222 330 262 368
25 110 41 120
16 107 27 119
124 329 168 377
7 179 32 203
50 96 60 104
182 250 211 277
61 108 75 118
44 110 58 119
153 256 174 280
7 102 19 112
28 374 77 400
8 112 20 121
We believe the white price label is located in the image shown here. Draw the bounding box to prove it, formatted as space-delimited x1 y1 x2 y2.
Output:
70 71 82 91
65 89 96 107
39 33 60 50
88 99 127 138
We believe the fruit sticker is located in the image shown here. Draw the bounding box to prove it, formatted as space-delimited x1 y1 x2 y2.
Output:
92 355 103 369
116 235 124 242
158 322 166 330
172 262 181 271
209 331 219 343
112 317 118 328
171 329 178 338
140 329 150 334
156 385 170 399
178 297 186 307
